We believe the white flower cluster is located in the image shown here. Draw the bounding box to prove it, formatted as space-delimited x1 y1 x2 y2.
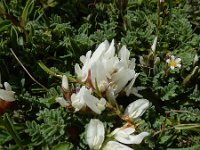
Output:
86 100 149 150
56 40 150 149
75 39 139 98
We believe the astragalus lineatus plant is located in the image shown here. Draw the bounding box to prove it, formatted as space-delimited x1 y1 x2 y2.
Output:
56 39 150 149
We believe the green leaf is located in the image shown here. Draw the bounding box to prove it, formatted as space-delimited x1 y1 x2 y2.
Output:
167 144 200 150
10 26 19 48
0 20 11 32
3 114 24 149
174 123 200 130
21 0 35 25
52 142 74 150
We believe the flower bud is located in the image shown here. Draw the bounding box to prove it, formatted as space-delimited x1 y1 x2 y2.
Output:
62 75 69 92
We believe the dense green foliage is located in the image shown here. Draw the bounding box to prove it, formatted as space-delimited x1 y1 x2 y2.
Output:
0 0 200 149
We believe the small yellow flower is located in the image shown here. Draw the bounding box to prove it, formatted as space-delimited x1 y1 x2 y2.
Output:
166 55 181 70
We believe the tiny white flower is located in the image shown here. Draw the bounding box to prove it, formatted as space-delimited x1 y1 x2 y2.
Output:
111 124 149 144
103 141 133 150
166 55 181 70
86 119 105 150
0 82 15 102
124 99 150 119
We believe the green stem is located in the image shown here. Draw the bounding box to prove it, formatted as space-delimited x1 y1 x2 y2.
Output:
10 48 48 92
3 113 24 149
38 61 77 83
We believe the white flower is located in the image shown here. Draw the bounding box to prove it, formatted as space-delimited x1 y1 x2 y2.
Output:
71 86 87 112
166 55 181 70
124 99 150 119
71 86 106 114
86 119 105 150
56 97 70 107
0 82 15 102
103 141 133 150
111 124 149 144
75 40 139 98
75 40 111 82
62 75 69 92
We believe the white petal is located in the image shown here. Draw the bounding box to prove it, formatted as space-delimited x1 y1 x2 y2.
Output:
129 88 143 98
62 75 69 91
80 51 92 63
124 99 150 119
118 46 130 62
115 131 149 144
129 58 136 69
0 89 15 101
90 40 109 65
170 66 175 70
104 39 115 59
170 55 175 60
112 69 134 94
86 119 105 150
125 73 139 96
80 55 87 63
56 97 69 107
4 82 12 91
84 90 106 114
166 59 170 63
122 127 135 135
71 87 87 112
104 141 133 150
175 58 181 63
91 60 108 92
75 64 82 78
106 88 117 104
103 56 119 78
176 64 181 68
